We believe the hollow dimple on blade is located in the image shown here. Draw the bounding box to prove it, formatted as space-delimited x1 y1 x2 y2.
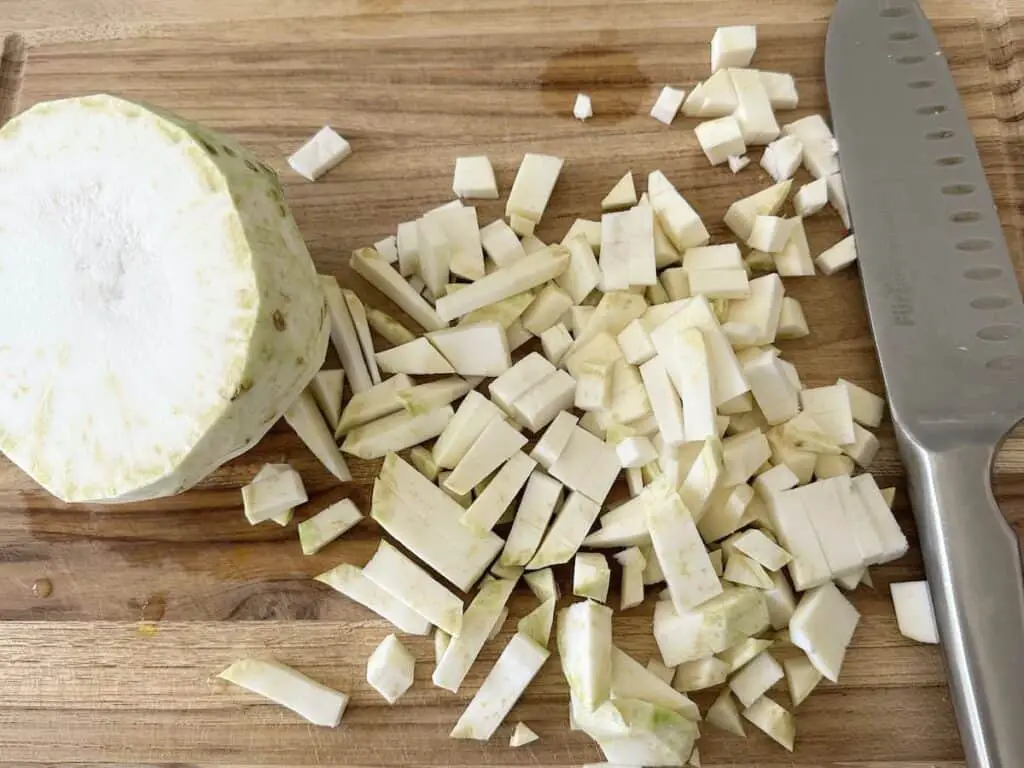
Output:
825 0 1024 444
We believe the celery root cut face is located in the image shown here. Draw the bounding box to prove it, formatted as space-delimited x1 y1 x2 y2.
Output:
0 95 328 502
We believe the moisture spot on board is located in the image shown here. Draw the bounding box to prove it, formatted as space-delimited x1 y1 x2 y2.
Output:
129 593 166 622
31 578 52 598
538 45 649 125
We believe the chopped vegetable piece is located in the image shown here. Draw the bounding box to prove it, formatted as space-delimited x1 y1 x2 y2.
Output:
574 93 593 121
647 479 723 611
540 323 574 365
461 451 537 532
732 528 792 571
444 418 528 496
602 172 638 211
288 126 352 181
816 234 857 275
760 71 799 109
724 180 792 241
434 576 519 692
558 600 613 709
500 471 564 566
729 68 780 145
528 490 603 569
362 540 463 636
427 322 511 376
728 154 751 173
742 696 795 751
789 582 860 681
783 654 822 707
573 553 612 603
310 370 345 430
519 597 556 647
614 547 647 611
760 135 803 183
341 288 382 384
315 563 431 635
718 637 773 672
838 378 886 427
506 153 564 223
450 632 550 740
284 389 353 482
674 656 729 691
695 115 746 165
729 650 784 707
335 374 413 437
219 658 349 726
548 426 621 505
706 688 746 737
510 722 540 747
341 404 453 460
322 275 374 393
367 634 415 704
794 176 829 216
435 246 570 323
711 26 757 71
453 155 498 200
524 567 560 603
298 498 362 555
650 86 687 125
242 466 307 525
481 218 528 268
891 580 940 644
647 170 711 250
350 247 446 331
373 453 503 591
511 370 578 433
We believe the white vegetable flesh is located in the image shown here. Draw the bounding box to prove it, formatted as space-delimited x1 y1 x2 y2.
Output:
450 632 550 740
362 540 464 636
891 580 940 644
242 466 307 524
461 451 537 532
288 126 351 181
574 93 593 121
711 26 756 71
434 576 519 692
372 453 503 591
573 552 612 603
315 563 431 635
284 389 352 481
789 582 860 681
452 155 498 200
506 153 564 223
558 600 613 709
743 696 795 751
650 86 687 125
510 722 539 747
500 470 564 567
519 597 557 647
528 490 602 569
298 498 362 555
219 658 349 727
0 95 330 502
366 634 415 704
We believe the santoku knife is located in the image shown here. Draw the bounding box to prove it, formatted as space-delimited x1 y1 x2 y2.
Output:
826 1 1024 765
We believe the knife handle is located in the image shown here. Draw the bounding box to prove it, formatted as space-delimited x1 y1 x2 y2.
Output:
899 434 1024 768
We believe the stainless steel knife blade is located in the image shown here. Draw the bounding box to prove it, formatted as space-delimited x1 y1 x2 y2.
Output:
826 1 1024 765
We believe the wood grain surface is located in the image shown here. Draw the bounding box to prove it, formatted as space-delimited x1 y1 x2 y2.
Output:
0 0 1021 765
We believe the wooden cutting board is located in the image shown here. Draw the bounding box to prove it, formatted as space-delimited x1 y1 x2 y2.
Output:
1 0 1021 765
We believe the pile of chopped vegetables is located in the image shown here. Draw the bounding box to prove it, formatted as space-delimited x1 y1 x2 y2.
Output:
224 24 944 765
